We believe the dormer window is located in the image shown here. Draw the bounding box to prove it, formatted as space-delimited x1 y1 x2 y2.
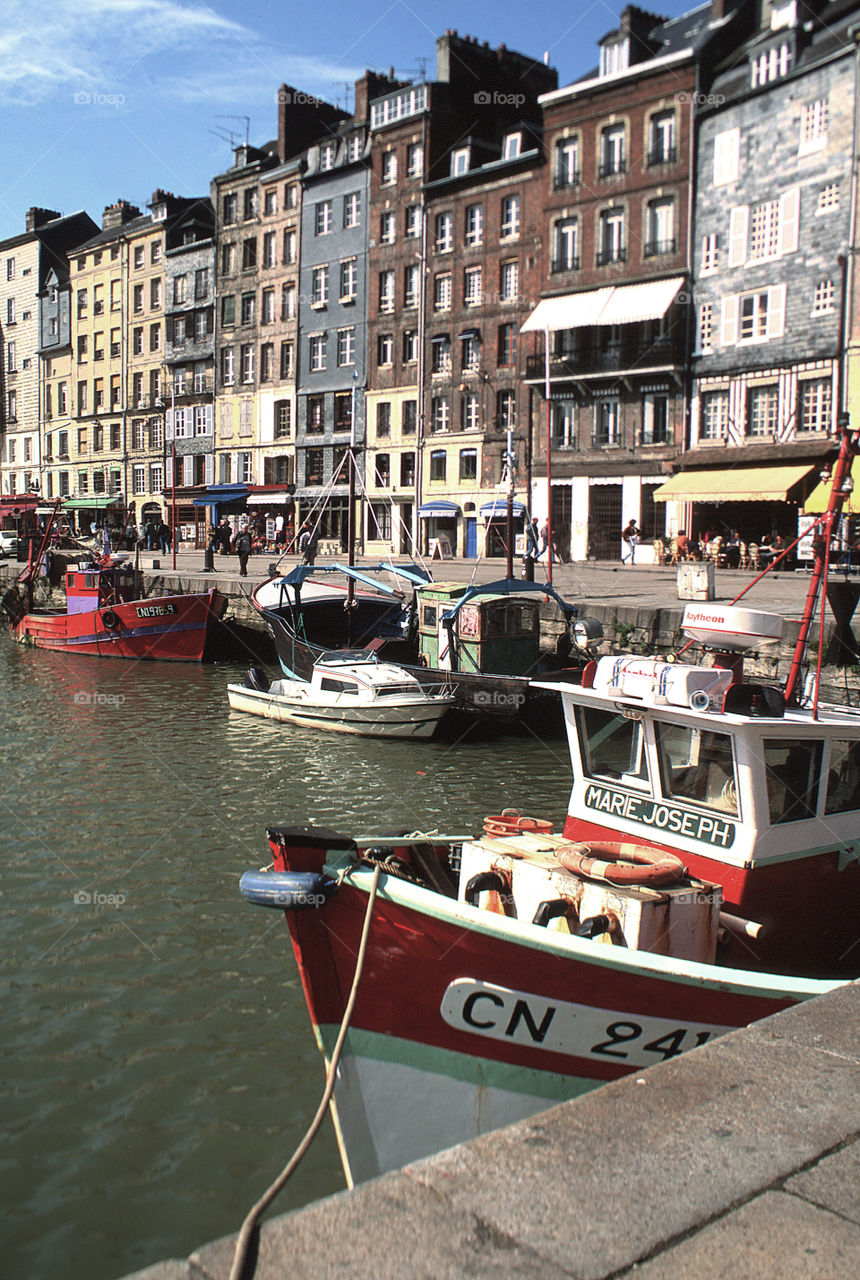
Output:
450 147 470 177
503 132 522 160
320 142 336 171
751 41 792 88
600 37 629 78
770 0 796 31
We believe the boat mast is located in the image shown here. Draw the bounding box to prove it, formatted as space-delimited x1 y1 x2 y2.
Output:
505 427 514 580
784 417 856 705
346 370 358 640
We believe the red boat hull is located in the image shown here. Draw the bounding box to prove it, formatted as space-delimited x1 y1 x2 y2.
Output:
13 590 226 662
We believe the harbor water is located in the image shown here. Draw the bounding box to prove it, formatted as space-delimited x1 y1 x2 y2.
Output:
0 637 573 1280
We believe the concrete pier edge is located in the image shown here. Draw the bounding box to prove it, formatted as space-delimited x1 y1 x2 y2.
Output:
122 982 860 1280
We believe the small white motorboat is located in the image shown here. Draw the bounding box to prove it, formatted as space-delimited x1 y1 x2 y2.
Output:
227 650 454 739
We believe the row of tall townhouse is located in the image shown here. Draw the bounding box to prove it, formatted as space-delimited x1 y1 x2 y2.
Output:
2 2 859 561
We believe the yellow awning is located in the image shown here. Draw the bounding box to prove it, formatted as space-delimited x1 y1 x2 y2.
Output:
653 464 814 503
803 457 860 514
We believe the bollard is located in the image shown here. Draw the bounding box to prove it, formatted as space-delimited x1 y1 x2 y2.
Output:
203 545 215 572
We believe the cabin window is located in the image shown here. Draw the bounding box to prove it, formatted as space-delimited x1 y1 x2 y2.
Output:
656 724 738 816
824 740 860 814
577 707 650 789
764 739 823 823
319 678 354 694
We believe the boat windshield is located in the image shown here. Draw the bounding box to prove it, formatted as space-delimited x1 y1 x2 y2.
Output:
577 707 650 788
763 739 823 824
656 723 739 816
316 650 378 666
824 739 860 814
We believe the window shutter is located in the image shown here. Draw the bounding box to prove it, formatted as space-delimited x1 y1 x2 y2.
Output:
780 186 800 255
720 295 739 346
205 453 215 485
714 128 740 185
728 206 748 267
183 455 194 486
767 284 787 339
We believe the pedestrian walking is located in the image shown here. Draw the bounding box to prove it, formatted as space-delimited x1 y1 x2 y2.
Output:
621 519 640 566
233 526 252 577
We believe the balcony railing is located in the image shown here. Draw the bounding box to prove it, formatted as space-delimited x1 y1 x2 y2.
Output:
553 170 581 190
643 238 677 258
525 336 682 381
551 255 580 274
646 146 678 167
598 157 626 179
596 245 627 267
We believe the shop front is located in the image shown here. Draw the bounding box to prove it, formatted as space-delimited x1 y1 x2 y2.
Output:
479 499 529 558
418 500 461 558
247 489 295 552
62 494 127 541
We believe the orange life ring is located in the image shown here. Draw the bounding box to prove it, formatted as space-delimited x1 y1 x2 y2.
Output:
484 808 555 838
555 841 686 888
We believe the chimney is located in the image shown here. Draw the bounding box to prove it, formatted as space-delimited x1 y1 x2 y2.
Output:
25 207 61 232
102 200 141 230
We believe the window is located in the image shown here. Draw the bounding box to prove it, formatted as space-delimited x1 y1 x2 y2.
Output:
6 257 14 279
333 393 352 432
309 334 326 372
500 261 519 302
305 448 324 484
7 390 16 421
275 400 291 438
713 128 740 185
133 245 145 268
221 295 236 327
241 292 255 325
552 218 579 272
370 501 391 539
698 301 715 353
150 279 161 308
461 396 480 432
346 134 362 162
221 243 235 276
223 193 238 224
306 396 324 433
434 272 452 312
173 274 187 305
429 449 447 481
260 343 274 382
315 200 333 235
380 210 396 244
377 333 393 365
133 465 147 496
431 398 450 433
6 341 15 371
812 279 835 315
281 283 296 320
400 451 415 485
5 297 14 324
751 42 792 88
242 239 257 271
595 398 620 446
405 205 421 238
376 402 391 437
747 384 779 436
701 233 718 273
406 142 423 178
764 739 821 824
464 266 482 307
404 264 419 309
283 229 297 263
598 208 625 265
263 232 277 268
381 151 397 184
402 401 417 435
264 189 277 216
818 183 839 212
243 187 258 220
459 447 478 480
465 204 483 247
312 265 329 307
403 330 417 363
280 340 294 379
337 328 355 366
503 132 521 159
133 284 144 314
498 323 516 367
375 453 390 486
221 347 235 386
461 333 480 372
149 323 161 352
799 99 828 154
648 112 675 165
747 198 782 262
798 379 832 433
262 288 275 324
450 146 470 176
432 335 451 375
338 258 357 302
343 192 360 228
497 389 515 430
320 141 336 171
738 290 780 342
151 243 161 264
379 270 395 313
500 195 520 239
599 124 626 178
435 212 453 253
645 198 675 257
642 394 669 445
240 344 254 383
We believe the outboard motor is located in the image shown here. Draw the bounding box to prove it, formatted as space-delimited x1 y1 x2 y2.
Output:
243 667 271 692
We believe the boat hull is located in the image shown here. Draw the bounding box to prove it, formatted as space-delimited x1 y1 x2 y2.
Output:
266 828 839 1184
12 590 226 662
226 683 450 738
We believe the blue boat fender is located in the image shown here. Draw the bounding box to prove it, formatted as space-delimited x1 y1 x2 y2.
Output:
239 870 337 910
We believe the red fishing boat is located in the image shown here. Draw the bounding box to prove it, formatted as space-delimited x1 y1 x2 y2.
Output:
239 426 860 1186
2 521 227 662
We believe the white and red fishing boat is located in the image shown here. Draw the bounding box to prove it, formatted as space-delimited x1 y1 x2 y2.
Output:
2 518 227 662
239 428 860 1185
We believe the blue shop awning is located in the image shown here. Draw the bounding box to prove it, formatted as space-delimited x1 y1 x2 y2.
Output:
192 485 249 508
480 500 527 518
418 501 461 519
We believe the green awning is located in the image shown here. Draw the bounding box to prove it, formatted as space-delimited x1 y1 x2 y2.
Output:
62 496 123 510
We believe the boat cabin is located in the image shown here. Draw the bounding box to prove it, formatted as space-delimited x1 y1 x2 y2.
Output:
418 582 541 674
65 563 138 615
307 651 427 702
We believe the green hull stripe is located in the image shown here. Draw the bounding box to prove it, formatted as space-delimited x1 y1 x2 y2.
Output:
318 1024 594 1104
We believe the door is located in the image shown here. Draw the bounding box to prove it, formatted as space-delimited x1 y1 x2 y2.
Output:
588 483 622 559
465 517 477 558
399 503 413 555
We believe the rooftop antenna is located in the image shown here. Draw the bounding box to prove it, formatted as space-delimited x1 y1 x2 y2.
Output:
215 114 251 145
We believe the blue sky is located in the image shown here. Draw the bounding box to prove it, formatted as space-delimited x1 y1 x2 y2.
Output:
0 0 696 243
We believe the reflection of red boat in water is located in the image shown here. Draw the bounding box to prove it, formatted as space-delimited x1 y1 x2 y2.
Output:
3 553 227 662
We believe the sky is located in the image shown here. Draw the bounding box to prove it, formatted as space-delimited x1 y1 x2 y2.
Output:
0 0 697 243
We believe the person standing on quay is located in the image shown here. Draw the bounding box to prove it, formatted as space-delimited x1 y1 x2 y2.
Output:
233 525 252 577
621 518 640 566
